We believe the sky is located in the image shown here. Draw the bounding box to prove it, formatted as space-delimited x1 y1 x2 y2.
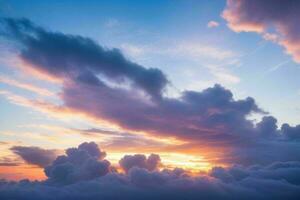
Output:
0 0 300 199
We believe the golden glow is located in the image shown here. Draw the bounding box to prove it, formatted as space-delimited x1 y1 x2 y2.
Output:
0 75 55 96
0 165 46 181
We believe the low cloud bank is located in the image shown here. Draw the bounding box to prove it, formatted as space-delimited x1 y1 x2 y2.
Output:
1 142 300 200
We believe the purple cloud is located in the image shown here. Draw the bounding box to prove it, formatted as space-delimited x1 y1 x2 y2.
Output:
1 142 300 199
119 154 161 173
1 18 300 165
44 142 110 184
10 146 58 167
0 18 168 99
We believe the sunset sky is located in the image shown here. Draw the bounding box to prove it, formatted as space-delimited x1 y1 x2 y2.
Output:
0 1 300 199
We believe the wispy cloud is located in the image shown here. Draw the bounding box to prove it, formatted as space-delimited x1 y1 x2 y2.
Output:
207 20 219 28
121 41 236 61
268 60 290 72
121 41 240 85
0 75 55 96
104 18 120 28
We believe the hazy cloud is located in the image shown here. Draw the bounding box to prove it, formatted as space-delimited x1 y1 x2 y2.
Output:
207 21 219 28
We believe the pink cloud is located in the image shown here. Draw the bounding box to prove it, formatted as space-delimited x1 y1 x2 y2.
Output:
222 0 300 63
207 21 219 28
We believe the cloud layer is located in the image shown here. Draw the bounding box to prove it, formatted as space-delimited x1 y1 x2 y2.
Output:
223 0 300 63
1 18 300 166
1 142 300 200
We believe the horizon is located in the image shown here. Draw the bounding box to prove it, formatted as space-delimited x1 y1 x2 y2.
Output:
0 0 300 199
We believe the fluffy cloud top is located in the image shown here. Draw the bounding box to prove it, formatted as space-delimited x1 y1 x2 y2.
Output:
119 154 161 173
44 142 110 184
223 0 300 63
1 142 300 200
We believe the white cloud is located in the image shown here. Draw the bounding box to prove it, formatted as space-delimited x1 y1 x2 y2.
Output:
120 41 240 86
268 60 290 72
0 75 54 96
207 21 219 28
121 41 236 61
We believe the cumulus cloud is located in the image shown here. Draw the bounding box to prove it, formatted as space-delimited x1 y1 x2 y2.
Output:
119 154 161 173
1 142 300 199
222 0 300 63
44 142 110 184
1 18 300 166
281 123 300 140
10 146 58 167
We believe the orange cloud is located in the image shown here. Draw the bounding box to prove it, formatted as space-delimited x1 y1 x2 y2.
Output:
0 75 55 96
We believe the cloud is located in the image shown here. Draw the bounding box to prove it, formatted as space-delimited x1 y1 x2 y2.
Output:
1 18 300 166
10 146 58 167
119 154 161 173
281 123 300 140
121 42 240 85
0 157 21 166
0 18 168 99
0 75 54 96
77 128 171 152
207 21 219 28
44 142 110 184
1 142 300 199
210 161 300 185
222 0 300 63
62 81 263 145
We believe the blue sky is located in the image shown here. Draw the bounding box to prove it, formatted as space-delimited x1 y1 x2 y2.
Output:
1 1 300 199
1 0 299 129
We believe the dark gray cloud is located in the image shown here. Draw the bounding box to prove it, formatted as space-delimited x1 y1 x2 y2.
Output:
10 146 58 167
281 123 300 140
1 142 300 200
256 116 279 138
